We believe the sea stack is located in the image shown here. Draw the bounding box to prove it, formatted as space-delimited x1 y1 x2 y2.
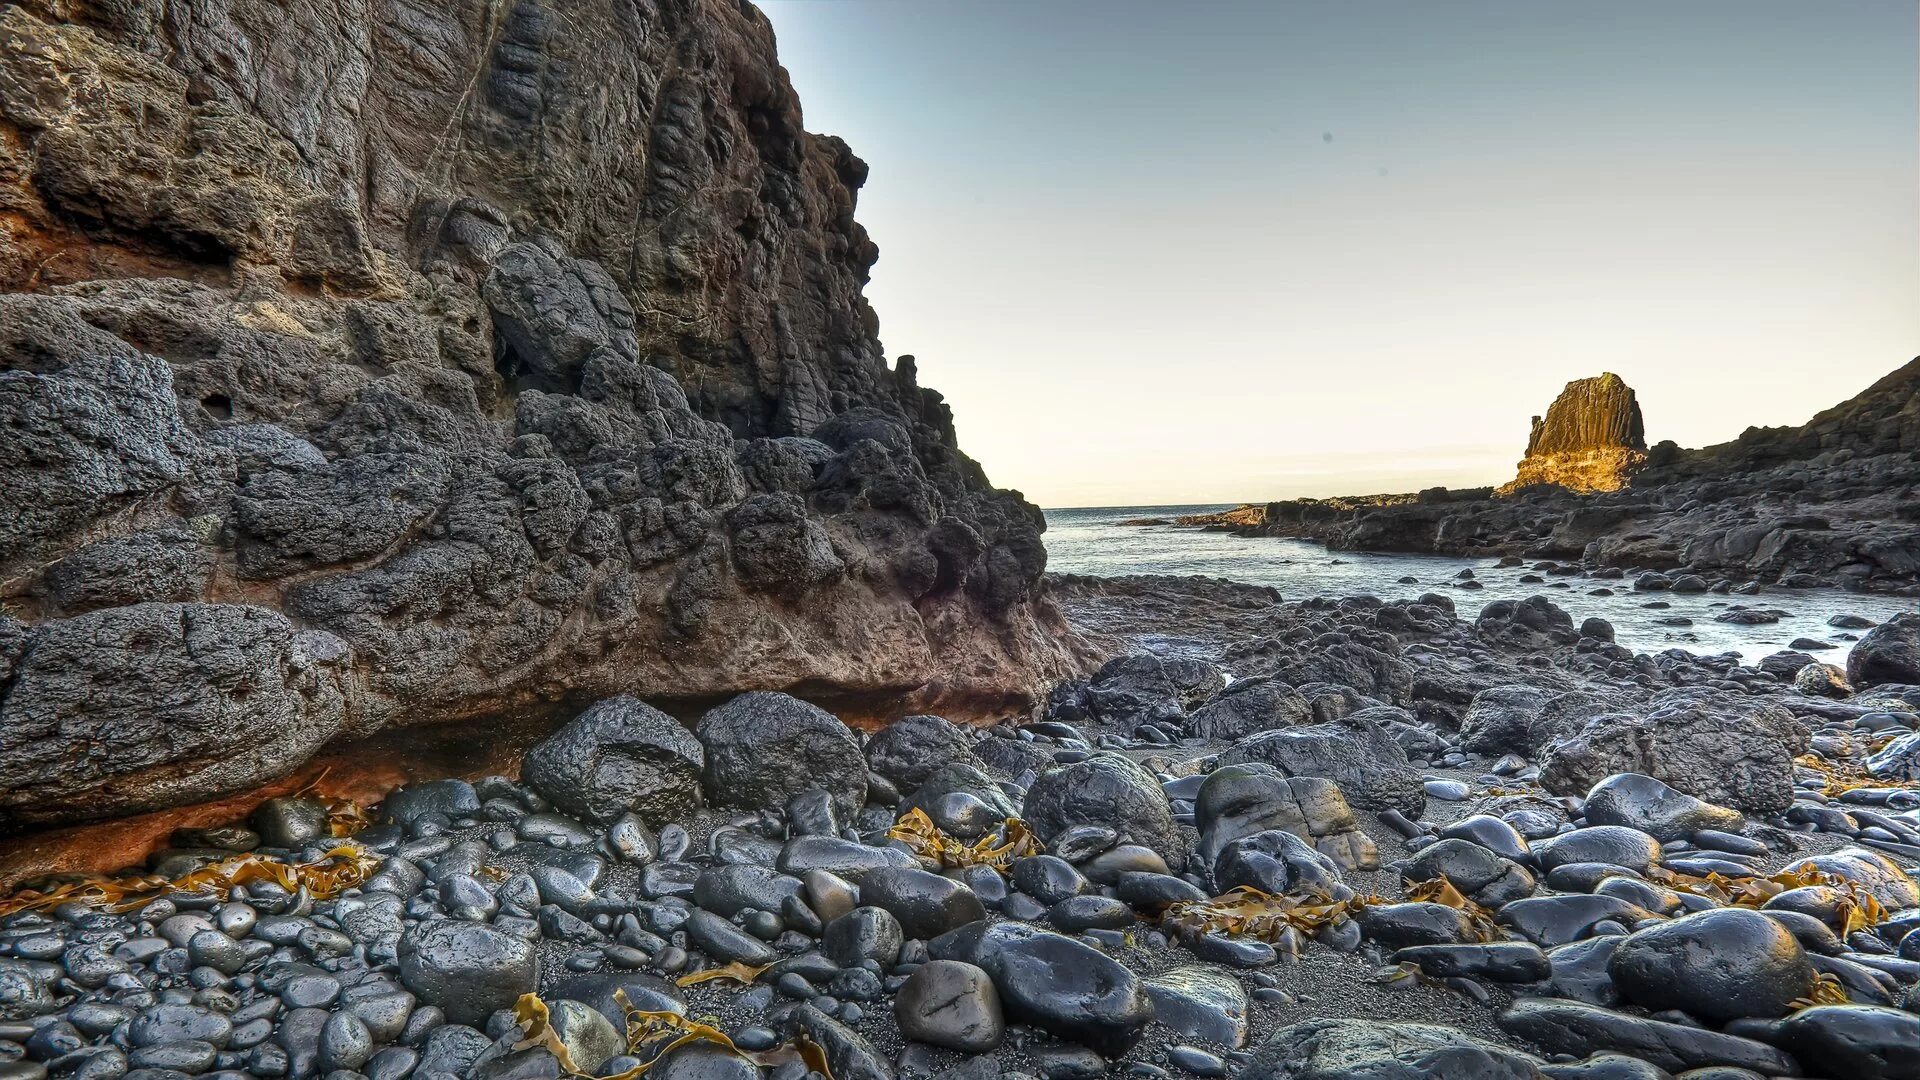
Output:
1498 372 1648 494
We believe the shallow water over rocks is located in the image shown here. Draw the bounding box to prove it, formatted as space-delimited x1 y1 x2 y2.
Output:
1045 505 1917 665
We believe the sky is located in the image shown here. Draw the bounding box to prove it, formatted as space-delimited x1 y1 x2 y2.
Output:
759 1 1920 508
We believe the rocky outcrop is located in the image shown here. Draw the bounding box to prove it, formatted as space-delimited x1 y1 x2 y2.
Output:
0 0 1084 828
1497 373 1647 495
1186 358 1920 591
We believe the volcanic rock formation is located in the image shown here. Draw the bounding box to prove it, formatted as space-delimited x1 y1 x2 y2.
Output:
0 0 1084 828
1496 372 1647 495
1185 357 1920 589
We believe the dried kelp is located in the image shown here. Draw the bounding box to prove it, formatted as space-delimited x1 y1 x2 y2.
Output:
1161 886 1378 943
1649 864 1888 933
0 846 380 919
513 990 832 1079
885 808 1040 873
674 961 771 988
1404 875 1505 943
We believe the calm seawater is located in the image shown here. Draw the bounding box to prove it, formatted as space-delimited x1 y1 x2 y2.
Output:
1042 505 1917 664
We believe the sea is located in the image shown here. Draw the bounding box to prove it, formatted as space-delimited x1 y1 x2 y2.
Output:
1042 504 1917 665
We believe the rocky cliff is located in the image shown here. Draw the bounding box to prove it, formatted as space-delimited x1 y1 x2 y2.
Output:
0 0 1084 829
1496 372 1646 495
1195 359 1920 590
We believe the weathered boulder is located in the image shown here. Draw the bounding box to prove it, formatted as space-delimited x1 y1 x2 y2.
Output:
1581 773 1743 843
1476 596 1579 651
1538 697 1808 813
864 714 982 791
1023 753 1184 866
0 0 1083 827
1460 687 1612 757
1243 1018 1546 1080
1185 677 1312 740
1193 764 1378 872
1849 614 1920 688
397 921 539 1026
1218 714 1425 817
521 696 704 825
697 692 866 818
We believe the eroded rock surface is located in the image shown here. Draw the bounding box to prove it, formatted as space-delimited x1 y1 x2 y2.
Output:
0 0 1083 826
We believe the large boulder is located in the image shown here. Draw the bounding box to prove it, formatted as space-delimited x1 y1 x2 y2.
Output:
1217 714 1425 817
1078 652 1225 727
1475 596 1579 650
1186 677 1312 740
0 0 1085 829
865 714 982 791
1193 763 1377 872
397 920 539 1026
1498 999 1799 1075
1538 696 1808 813
963 922 1153 1056
696 692 866 818
1023 753 1184 866
1608 909 1817 1022
0 603 350 826
1459 687 1612 758
1242 1018 1546 1080
1580 773 1743 842
1848 613 1920 688
521 696 704 825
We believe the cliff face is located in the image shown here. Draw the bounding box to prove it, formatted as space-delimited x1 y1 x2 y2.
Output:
0 0 1084 828
1496 373 1647 495
1210 361 1920 589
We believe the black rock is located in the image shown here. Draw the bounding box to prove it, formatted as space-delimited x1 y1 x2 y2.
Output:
1498 999 1799 1074
1582 773 1743 843
1613 908 1826 1022
521 696 704 825
1009 855 1087 905
1402 838 1536 908
893 959 1004 1053
1242 1017 1544 1079
1393 942 1551 983
684 911 776 967
697 692 866 818
1848 613 1920 689
822 907 903 968
1022 753 1185 867
1772 1004 1919 1080
964 922 1153 1056
851 868 986 940
397 920 539 1026
865 715 982 790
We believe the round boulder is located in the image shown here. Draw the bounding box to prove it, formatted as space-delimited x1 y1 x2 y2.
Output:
1847 613 1920 689
865 714 981 790
1023 752 1184 866
1608 908 1816 1022
397 920 539 1026
522 696 704 824
894 960 1004 1053
696 692 866 818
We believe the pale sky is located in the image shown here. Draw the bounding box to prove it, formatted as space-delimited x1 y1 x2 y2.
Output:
760 2 1920 508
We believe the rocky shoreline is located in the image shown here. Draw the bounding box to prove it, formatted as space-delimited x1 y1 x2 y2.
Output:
1175 361 1920 594
2 576 1918 1079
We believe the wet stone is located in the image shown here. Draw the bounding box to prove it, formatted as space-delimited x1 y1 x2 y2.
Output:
893 959 1004 1053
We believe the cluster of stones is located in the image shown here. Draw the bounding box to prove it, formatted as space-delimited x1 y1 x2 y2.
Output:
3 581 1920 1079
